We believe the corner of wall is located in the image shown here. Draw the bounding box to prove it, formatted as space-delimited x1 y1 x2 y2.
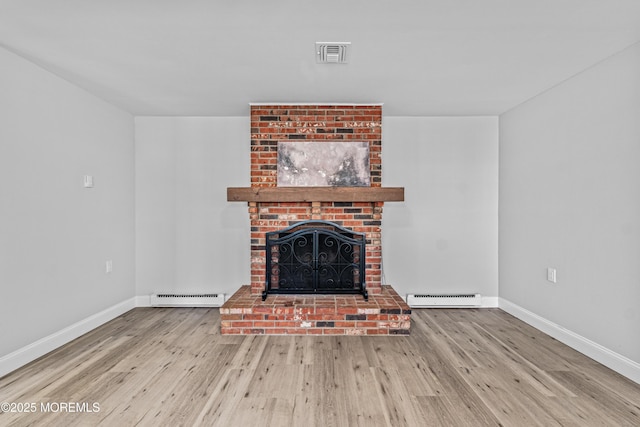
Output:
0 298 136 378
499 298 640 385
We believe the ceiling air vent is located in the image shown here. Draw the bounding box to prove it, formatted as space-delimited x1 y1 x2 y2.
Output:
316 42 350 64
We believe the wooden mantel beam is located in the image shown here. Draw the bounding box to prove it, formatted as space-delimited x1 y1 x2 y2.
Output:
227 187 404 203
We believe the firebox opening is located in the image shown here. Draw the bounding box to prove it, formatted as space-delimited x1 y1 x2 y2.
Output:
263 220 368 301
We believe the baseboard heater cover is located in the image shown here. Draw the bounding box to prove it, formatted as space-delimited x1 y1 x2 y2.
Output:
407 293 481 308
150 293 225 307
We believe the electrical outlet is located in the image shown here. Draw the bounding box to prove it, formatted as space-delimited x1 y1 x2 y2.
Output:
106 260 113 273
547 267 557 283
83 175 94 188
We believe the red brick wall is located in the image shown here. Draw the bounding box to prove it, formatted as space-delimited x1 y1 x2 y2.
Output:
248 104 384 295
250 105 382 187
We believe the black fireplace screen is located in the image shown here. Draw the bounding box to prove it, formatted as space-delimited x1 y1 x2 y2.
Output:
264 220 367 301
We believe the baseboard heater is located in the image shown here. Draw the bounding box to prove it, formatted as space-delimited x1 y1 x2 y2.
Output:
407 293 481 308
150 293 225 307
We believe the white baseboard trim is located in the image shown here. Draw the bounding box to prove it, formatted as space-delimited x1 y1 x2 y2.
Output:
481 296 499 308
0 297 136 378
136 294 151 307
499 298 640 385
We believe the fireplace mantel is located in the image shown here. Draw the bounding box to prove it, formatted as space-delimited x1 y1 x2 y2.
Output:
227 186 404 203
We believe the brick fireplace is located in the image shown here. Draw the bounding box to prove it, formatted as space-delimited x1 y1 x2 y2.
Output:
221 104 411 335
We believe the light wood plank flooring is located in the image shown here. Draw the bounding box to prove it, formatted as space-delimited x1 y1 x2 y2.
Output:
1 308 639 426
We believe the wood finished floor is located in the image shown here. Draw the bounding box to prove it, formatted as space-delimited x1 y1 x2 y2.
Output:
1 308 639 426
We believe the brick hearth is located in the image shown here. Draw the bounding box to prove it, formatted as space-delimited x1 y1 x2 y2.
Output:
220 285 411 335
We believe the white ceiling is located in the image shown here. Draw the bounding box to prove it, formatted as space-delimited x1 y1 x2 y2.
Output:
2 0 640 116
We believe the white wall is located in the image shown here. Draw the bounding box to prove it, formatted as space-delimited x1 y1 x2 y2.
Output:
135 116 499 302
135 117 250 298
383 117 499 300
499 42 640 366
0 48 135 359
